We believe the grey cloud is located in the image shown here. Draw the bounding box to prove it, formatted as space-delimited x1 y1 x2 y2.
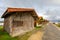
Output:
42 0 60 7
43 8 60 20
1 0 42 7
0 0 60 21
0 7 7 21
0 0 42 21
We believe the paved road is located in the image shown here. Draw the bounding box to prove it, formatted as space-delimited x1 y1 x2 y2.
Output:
42 23 60 40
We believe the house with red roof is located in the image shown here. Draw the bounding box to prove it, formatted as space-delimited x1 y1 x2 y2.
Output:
1 8 38 37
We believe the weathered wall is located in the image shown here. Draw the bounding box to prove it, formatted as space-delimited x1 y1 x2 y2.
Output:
10 12 34 37
4 17 10 33
4 15 12 35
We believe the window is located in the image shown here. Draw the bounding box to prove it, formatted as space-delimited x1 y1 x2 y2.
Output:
13 20 23 27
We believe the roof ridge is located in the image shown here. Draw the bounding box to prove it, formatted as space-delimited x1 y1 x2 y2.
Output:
8 7 34 10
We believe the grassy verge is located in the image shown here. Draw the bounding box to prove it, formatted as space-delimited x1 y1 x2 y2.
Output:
0 26 18 40
0 26 42 40
35 26 42 30
17 30 34 40
54 23 60 27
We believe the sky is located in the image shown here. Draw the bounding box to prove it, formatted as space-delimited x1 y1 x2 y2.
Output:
0 0 60 21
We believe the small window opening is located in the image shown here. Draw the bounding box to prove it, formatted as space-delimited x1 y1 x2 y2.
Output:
13 20 23 27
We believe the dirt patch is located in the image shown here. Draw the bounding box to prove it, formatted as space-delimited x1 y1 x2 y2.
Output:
28 31 44 40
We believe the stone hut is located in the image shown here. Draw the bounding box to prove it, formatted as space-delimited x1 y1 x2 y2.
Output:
1 8 38 37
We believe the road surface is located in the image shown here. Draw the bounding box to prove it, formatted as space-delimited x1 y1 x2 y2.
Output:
42 23 60 40
28 23 60 40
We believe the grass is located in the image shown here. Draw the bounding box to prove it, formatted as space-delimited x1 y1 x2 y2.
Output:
17 30 34 40
54 23 60 27
0 26 18 40
35 26 43 30
0 26 42 40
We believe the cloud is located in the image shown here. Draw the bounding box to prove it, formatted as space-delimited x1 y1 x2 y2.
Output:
0 7 7 21
41 0 60 20
0 0 43 21
0 0 60 21
53 0 60 4
42 0 60 7
43 8 60 20
0 0 42 7
0 0 6 7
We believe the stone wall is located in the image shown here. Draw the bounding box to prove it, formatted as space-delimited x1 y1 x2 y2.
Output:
4 17 10 33
10 12 34 37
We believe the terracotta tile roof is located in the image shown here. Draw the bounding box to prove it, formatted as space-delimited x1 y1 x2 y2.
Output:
7 8 34 12
1 8 38 20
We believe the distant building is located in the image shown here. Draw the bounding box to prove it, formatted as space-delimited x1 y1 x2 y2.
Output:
1 8 38 37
